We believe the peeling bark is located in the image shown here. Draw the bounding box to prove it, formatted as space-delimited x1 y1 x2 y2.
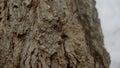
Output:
0 0 110 68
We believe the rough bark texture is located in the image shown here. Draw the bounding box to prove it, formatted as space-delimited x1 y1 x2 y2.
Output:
0 0 110 68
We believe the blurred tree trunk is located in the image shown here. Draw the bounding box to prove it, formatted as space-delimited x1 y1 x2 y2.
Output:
0 0 110 68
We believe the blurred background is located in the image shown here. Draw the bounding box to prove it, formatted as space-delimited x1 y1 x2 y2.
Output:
96 0 120 68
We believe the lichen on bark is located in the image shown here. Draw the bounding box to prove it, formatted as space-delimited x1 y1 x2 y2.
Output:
0 0 110 68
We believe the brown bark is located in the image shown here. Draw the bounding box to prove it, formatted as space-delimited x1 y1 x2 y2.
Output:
0 0 110 68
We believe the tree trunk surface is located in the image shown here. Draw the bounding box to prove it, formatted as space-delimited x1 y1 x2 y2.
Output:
0 0 110 68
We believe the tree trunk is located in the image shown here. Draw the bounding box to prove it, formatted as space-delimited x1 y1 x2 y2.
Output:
0 0 110 68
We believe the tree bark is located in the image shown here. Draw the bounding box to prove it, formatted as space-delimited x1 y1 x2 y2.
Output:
0 0 110 68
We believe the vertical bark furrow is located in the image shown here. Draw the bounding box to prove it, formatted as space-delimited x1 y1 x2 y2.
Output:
74 0 110 68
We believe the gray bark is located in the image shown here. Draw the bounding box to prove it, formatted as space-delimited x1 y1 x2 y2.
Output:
0 0 110 68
